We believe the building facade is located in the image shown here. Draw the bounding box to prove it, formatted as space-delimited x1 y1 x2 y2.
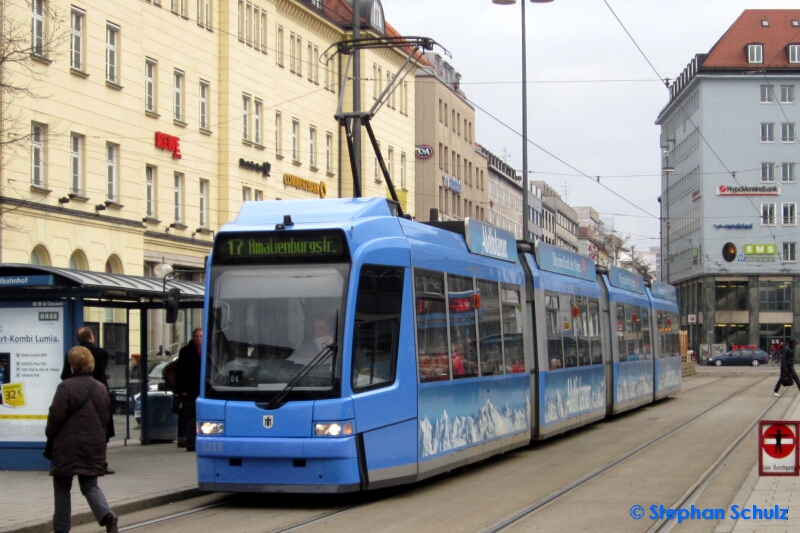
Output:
656 9 800 352
1 0 416 353
415 52 484 222
534 180 578 252
480 144 523 238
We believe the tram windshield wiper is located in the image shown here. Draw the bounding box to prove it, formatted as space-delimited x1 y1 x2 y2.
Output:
267 311 339 410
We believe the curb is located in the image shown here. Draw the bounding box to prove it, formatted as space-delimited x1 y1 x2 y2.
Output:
4 488 204 533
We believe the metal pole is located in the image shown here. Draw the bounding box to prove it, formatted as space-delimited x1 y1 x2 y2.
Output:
521 0 530 241
352 0 362 192
665 171 670 283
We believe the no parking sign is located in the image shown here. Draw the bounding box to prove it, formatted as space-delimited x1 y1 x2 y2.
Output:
759 420 800 476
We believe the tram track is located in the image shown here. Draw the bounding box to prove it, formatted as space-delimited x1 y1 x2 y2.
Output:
480 375 775 533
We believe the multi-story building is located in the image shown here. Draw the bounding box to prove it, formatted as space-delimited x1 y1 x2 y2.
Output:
656 9 800 352
0 0 416 352
534 181 578 252
480 144 522 238
415 52 484 222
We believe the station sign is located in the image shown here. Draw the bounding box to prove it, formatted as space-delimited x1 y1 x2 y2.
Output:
0 276 53 287
651 280 677 302
535 242 596 282
759 420 800 476
464 218 516 263
609 265 646 294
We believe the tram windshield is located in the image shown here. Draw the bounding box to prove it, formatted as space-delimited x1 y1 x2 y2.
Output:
206 263 349 400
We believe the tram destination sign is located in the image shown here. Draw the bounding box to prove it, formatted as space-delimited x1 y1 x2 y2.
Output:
609 265 646 294
213 231 348 264
464 219 517 263
535 242 596 282
651 281 677 302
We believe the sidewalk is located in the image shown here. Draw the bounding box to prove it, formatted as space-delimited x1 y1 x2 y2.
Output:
0 440 200 533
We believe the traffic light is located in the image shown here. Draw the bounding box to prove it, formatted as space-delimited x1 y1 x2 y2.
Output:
165 288 181 323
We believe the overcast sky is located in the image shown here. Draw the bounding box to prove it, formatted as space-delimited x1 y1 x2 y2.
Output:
381 0 799 251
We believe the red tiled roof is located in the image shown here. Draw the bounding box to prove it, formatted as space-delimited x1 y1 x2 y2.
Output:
703 10 800 69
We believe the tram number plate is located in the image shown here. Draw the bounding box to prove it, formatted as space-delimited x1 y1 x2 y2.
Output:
200 442 223 452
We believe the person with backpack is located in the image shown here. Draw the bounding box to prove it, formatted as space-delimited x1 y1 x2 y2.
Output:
176 328 203 452
774 338 800 396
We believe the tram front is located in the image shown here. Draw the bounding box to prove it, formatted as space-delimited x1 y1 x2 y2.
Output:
197 228 358 493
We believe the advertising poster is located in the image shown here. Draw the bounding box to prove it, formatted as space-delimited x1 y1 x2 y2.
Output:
0 303 65 442
540 366 606 425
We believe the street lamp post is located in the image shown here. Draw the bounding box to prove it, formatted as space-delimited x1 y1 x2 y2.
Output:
493 0 553 242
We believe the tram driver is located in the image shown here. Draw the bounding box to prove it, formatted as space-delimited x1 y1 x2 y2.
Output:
288 314 335 365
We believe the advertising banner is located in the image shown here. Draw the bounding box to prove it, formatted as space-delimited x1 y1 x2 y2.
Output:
0 303 65 442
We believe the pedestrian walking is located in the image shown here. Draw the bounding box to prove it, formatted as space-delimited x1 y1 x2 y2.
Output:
47 346 119 533
774 338 800 396
176 328 202 452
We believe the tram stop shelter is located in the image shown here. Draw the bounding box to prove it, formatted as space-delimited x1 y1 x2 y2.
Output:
0 264 204 470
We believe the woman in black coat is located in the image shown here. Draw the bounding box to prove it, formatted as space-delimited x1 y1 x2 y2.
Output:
46 346 118 533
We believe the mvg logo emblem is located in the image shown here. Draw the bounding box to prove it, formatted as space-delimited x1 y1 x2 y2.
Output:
263 415 274 429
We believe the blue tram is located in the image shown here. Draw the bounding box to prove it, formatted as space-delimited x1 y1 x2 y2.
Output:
649 281 681 400
195 198 679 493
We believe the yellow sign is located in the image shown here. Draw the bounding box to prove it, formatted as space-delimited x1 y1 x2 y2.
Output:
2 382 26 408
563 321 571 331
283 174 327 198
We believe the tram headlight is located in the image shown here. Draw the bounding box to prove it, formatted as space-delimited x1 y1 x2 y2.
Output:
314 421 354 437
199 422 224 435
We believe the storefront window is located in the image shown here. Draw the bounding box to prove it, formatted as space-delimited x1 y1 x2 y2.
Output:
715 323 749 349
715 281 748 311
759 323 792 352
759 281 793 311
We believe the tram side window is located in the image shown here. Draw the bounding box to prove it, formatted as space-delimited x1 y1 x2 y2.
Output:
546 293 563 369
477 279 503 375
617 305 629 362
501 287 524 373
561 295 578 368
416 270 450 382
352 265 404 392
668 312 679 357
448 275 479 378
588 298 602 364
640 307 651 359
575 296 590 366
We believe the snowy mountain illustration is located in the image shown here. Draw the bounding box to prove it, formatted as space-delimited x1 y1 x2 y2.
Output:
419 398 530 457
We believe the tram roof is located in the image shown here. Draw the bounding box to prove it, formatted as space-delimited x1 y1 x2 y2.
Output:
0 264 204 303
231 197 396 229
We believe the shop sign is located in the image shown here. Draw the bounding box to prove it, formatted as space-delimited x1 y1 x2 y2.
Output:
713 223 753 229
239 159 271 177
283 174 327 198
415 145 434 159
716 185 780 196
155 132 182 159
744 244 776 255
442 174 462 194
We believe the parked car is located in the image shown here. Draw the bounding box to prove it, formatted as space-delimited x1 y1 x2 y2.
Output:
707 348 769 367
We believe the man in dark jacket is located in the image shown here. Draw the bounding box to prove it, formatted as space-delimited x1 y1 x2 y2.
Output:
774 338 800 395
47 346 118 533
62 327 116 473
176 328 202 452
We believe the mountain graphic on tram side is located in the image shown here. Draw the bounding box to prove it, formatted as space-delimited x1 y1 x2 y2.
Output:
419 398 531 458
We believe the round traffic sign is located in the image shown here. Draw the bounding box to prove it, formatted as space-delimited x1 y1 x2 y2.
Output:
763 424 795 459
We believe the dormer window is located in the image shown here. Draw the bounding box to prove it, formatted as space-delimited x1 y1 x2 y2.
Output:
748 43 763 64
761 20 769 27
792 20 799 27
370 0 384 34
790 44 800 64
310 0 322 9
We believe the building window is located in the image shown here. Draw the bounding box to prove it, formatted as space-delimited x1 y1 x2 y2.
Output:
259 11 266 52
761 122 775 142
173 69 184 121
400 152 406 189
106 24 119 84
326 132 332 173
295 34 302 77
242 186 251 202
759 281 792 311
245 2 251 44
276 25 284 66
748 43 763 64
275 111 282 156
760 85 774 103
716 281 748 311
292 118 299 161
174 172 183 223
782 123 796 142
781 85 795 104
242 93 250 141
762 162 775 182
254 99 262 145
199 80 209 130
307 42 313 81
171 0 186 16
237 0 243 39
313 45 319 84
254 189 263 201
252 6 258 48
146 165 156 218
70 133 83 195
784 203 797 225
783 163 796 183
309 126 316 168
784 242 797 262
145 59 157 113
70 8 84 71
31 0 45 56
387 146 393 181
106 143 118 202
762 203 776 226
31 122 45 187
199 179 208 228
789 44 800 64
